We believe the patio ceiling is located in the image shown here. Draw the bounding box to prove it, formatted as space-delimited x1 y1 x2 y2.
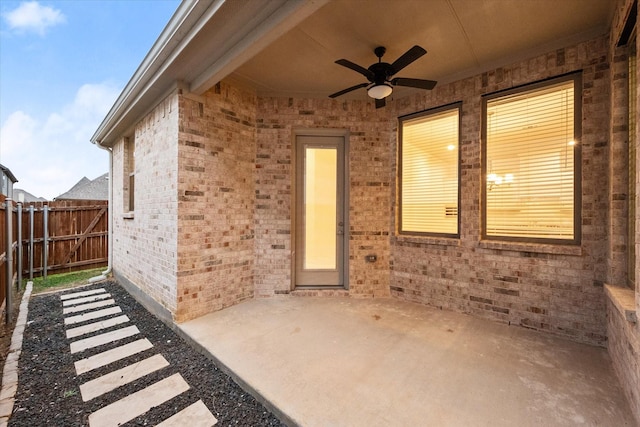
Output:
92 0 616 147
231 0 615 100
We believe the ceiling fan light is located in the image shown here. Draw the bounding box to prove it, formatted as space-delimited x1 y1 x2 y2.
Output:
367 84 393 99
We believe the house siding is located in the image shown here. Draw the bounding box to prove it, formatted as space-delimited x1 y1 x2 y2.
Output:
102 2 640 421
112 34 619 345
389 35 611 346
605 0 640 422
175 83 256 321
112 94 180 314
255 99 393 298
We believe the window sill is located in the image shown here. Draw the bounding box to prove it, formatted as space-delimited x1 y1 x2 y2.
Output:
122 212 134 220
605 284 637 324
478 240 582 256
395 235 460 247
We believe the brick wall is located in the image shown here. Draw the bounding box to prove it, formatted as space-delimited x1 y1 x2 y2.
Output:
112 94 180 314
111 34 619 347
255 98 392 297
605 0 640 423
389 36 611 346
609 41 631 286
174 83 256 321
107 5 637 358
607 297 640 421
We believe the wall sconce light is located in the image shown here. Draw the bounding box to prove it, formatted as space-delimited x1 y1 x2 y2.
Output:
487 173 513 191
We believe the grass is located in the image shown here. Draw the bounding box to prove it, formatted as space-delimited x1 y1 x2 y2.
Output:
63 389 78 398
31 268 106 294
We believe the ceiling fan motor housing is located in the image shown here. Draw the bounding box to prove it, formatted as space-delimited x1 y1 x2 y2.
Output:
369 62 393 84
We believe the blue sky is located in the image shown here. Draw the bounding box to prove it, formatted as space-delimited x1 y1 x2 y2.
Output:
0 0 180 199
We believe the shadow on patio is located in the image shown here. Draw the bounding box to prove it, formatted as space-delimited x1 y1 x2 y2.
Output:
178 297 635 426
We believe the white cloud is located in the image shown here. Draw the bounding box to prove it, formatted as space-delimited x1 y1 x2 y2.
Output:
3 1 66 35
0 82 120 200
0 111 37 156
44 83 119 142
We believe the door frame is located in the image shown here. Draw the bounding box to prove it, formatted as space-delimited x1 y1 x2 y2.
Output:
291 128 350 290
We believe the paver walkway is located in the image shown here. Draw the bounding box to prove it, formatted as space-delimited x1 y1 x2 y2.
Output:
7 281 283 426
61 287 218 427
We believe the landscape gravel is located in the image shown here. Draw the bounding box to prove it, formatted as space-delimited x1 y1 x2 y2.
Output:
9 280 286 426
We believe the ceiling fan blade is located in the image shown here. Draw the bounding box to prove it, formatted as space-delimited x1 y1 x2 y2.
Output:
392 77 437 90
329 82 369 98
335 59 375 80
375 98 386 109
390 45 427 74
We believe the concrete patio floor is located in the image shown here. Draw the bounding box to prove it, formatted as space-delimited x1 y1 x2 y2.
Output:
178 297 636 427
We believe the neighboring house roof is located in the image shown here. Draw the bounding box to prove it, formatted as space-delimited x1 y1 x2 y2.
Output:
13 189 47 203
91 0 615 148
54 173 109 201
0 163 18 183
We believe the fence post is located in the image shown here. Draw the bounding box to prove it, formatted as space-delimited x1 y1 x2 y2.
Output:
17 202 22 291
29 205 34 280
43 204 48 280
5 198 13 324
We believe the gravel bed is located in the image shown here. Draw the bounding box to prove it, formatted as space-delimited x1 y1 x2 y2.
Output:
10 280 286 426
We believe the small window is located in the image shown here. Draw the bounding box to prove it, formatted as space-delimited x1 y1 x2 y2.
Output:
124 136 135 212
628 33 636 289
399 104 460 236
482 74 581 243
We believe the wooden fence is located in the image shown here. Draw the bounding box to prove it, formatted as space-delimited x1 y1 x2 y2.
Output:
1 196 108 322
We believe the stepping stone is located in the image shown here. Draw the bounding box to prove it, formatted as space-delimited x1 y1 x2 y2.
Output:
65 307 122 326
80 354 170 401
70 325 140 354
157 400 218 426
75 338 153 374
60 288 106 300
62 293 111 307
87 373 189 427
66 315 130 339
63 299 115 315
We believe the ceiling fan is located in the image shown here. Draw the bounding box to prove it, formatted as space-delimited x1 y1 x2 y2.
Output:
329 45 437 108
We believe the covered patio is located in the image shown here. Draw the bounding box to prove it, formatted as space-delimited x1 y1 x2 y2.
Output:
91 0 640 423
179 297 635 426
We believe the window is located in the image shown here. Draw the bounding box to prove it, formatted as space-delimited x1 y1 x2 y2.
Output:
628 34 636 289
482 74 581 243
124 136 135 212
399 104 460 236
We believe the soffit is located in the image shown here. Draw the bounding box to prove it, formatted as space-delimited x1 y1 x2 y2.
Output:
230 0 615 100
92 0 616 147
92 0 326 146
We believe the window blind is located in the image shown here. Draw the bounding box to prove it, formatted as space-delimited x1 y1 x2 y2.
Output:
400 108 459 235
628 38 636 289
485 79 577 240
125 137 135 212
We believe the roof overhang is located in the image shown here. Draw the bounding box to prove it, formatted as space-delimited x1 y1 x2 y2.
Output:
92 0 615 148
0 164 18 183
91 0 328 148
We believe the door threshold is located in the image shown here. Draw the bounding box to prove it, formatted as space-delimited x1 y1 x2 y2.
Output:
291 287 350 297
